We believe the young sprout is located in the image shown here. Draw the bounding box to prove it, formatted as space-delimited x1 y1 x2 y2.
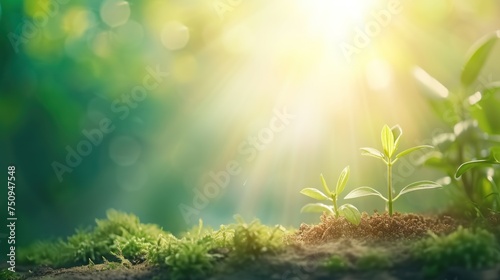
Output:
344 125 442 216
300 166 361 225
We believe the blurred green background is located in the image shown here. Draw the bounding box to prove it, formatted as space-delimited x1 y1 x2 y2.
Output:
1 0 500 249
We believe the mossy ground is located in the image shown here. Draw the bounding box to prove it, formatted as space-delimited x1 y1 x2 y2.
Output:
7 210 500 280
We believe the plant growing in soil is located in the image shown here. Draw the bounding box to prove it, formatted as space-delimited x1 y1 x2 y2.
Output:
300 166 362 225
345 125 442 216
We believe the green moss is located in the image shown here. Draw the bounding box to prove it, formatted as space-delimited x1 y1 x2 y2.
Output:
230 216 286 262
147 217 287 279
17 210 295 280
324 254 349 271
20 210 290 279
0 269 20 280
19 209 174 267
356 250 392 270
412 226 500 274
147 220 224 279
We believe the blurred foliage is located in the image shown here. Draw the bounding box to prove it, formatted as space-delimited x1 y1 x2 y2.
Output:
415 31 500 217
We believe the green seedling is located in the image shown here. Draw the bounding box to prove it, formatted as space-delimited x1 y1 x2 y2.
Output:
345 125 442 216
300 166 361 225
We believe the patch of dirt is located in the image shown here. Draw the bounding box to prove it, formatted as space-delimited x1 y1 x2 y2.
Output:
19 263 163 280
291 212 458 244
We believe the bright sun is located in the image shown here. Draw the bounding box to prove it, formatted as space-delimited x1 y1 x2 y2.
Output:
298 0 374 43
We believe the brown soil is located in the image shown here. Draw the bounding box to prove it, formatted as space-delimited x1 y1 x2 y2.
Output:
291 212 458 244
18 263 162 280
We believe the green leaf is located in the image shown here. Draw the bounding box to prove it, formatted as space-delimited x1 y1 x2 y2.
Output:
393 181 442 201
461 30 500 87
360 147 386 161
391 125 403 151
344 187 388 201
455 160 500 178
339 204 361 225
395 145 433 160
490 147 500 162
336 166 350 196
381 125 395 158
300 203 334 214
481 82 500 98
300 188 330 201
320 174 332 196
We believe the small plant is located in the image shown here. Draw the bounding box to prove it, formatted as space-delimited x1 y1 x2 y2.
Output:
412 226 500 275
345 125 442 216
300 166 361 225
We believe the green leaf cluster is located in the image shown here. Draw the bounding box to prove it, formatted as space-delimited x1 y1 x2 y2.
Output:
300 166 361 225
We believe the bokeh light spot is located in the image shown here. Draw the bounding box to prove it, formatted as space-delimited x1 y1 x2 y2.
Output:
63 9 96 37
109 136 142 166
90 31 112 57
100 0 130 28
111 20 144 48
161 21 190 50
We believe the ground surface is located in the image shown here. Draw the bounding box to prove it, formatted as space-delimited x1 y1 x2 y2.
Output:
13 212 500 280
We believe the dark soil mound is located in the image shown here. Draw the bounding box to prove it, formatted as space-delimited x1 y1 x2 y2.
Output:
292 212 458 244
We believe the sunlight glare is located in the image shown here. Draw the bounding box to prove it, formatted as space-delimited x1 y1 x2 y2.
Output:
412 66 449 99
298 0 374 43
